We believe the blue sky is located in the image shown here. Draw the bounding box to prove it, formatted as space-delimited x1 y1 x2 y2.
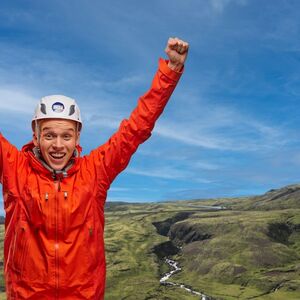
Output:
1 0 300 212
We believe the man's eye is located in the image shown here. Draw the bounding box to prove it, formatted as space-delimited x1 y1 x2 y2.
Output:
44 134 53 140
64 135 71 140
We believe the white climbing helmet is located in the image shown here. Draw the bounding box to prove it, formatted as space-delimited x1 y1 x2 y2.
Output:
32 95 82 131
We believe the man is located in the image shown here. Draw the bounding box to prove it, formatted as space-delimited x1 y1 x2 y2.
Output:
0 37 189 299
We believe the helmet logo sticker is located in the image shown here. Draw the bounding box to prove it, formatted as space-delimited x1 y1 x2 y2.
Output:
52 102 65 113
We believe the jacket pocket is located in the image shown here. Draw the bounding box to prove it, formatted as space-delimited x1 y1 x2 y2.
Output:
85 221 97 271
11 221 28 277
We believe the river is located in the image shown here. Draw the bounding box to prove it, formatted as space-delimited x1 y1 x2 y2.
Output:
160 258 212 299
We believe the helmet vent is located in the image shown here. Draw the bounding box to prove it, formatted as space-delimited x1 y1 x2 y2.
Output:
69 104 75 116
40 103 47 114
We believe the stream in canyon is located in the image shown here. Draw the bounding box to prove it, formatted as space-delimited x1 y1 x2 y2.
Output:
160 257 211 299
152 211 215 299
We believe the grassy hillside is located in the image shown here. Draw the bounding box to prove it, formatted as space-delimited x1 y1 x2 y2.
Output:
104 201 300 299
0 184 299 299
169 209 300 299
104 203 203 299
104 184 300 299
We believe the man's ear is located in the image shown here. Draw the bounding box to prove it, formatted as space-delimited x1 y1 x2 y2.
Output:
33 132 38 147
75 131 80 146
76 132 80 146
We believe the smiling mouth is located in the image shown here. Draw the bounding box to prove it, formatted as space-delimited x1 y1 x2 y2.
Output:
50 152 66 160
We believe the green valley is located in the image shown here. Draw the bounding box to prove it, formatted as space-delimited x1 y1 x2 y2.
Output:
0 184 299 299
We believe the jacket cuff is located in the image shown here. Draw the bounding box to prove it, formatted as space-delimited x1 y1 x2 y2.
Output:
159 58 184 82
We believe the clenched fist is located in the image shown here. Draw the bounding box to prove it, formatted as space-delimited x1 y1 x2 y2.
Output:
165 37 189 71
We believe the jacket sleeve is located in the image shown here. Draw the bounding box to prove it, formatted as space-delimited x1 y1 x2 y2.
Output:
89 58 183 185
0 133 20 185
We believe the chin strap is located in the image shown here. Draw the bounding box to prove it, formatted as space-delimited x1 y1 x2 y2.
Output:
33 147 79 180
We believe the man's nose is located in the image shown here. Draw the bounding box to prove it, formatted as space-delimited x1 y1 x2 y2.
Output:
53 137 64 149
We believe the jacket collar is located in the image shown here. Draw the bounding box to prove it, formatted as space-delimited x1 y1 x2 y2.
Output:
22 141 82 179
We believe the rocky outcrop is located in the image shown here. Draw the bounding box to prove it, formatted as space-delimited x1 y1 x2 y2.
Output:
169 222 212 244
152 212 193 258
152 212 193 236
267 221 300 244
152 213 215 299
152 241 180 259
153 212 212 247
152 211 213 261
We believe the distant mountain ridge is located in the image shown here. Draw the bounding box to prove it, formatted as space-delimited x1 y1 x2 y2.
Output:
222 183 300 210
104 183 300 211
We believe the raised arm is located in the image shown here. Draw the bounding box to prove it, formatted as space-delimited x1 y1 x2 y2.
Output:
89 38 189 185
0 134 20 185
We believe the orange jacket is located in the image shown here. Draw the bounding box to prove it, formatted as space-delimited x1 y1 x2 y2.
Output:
0 59 183 300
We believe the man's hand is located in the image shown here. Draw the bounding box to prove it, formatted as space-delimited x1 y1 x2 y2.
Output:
165 37 189 72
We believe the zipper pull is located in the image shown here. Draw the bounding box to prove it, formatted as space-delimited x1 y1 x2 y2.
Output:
64 191 68 200
45 193 49 201
58 178 61 191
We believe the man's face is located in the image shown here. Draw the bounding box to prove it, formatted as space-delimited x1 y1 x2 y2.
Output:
33 119 80 171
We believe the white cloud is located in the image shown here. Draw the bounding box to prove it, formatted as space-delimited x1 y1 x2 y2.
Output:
0 86 36 115
154 98 288 152
193 161 220 170
210 0 247 13
126 166 211 183
87 114 121 129
155 124 229 149
94 75 145 91
126 166 188 180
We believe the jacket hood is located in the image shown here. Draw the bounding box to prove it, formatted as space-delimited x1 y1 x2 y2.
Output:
22 140 82 179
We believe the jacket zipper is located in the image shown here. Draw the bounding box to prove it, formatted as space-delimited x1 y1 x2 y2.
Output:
54 178 61 299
